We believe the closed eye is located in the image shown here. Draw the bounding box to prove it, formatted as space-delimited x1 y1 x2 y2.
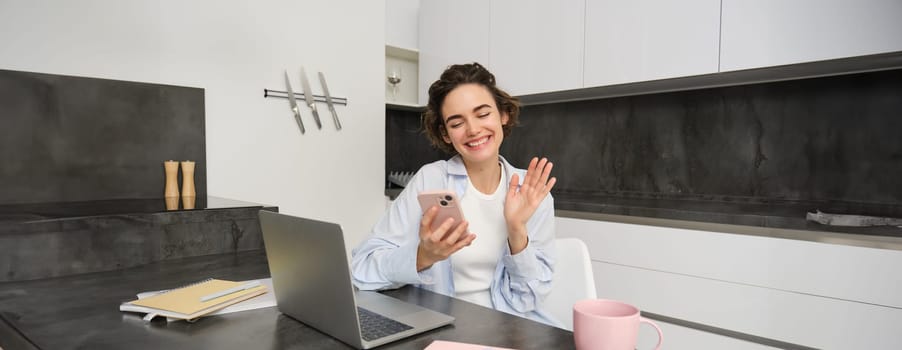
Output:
445 115 463 128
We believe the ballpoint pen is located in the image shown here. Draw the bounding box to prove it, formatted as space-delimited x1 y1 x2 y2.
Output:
199 281 262 302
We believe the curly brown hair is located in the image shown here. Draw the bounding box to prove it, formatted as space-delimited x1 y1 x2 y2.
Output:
421 62 520 154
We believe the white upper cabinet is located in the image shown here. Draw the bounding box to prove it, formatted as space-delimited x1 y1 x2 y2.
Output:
418 0 490 105
385 0 420 50
583 0 721 87
489 0 585 96
720 0 902 72
418 0 902 101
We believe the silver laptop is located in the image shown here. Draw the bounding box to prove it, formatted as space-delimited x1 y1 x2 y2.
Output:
258 211 455 349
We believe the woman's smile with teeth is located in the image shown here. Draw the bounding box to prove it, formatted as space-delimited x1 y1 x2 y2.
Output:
466 136 490 148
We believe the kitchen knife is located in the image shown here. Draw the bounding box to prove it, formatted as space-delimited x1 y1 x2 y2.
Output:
299 67 322 129
317 71 342 130
283 70 306 134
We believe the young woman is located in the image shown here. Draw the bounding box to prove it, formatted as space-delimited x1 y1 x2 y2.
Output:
351 62 558 325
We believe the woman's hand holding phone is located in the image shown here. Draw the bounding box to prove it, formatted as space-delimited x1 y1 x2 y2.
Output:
415 191 476 271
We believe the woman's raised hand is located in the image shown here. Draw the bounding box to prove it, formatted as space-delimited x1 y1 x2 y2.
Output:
503 157 556 253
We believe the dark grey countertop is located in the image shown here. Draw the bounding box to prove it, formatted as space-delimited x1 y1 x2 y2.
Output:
0 196 274 223
552 192 902 238
387 188 902 250
0 250 574 350
0 196 277 282
0 196 277 237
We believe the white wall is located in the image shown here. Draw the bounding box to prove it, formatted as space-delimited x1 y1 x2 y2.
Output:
0 0 386 248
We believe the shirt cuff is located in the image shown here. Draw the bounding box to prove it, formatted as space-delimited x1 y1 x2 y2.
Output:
387 238 433 285
501 243 539 280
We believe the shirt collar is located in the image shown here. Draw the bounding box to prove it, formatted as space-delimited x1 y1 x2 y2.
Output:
448 154 517 182
447 155 468 176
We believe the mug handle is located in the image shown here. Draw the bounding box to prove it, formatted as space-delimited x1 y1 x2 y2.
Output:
639 317 664 350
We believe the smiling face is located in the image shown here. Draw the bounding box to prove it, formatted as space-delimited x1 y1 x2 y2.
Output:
440 83 510 168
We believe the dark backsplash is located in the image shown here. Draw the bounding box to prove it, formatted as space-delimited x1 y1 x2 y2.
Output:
503 69 902 212
387 68 902 220
385 107 446 183
0 69 206 205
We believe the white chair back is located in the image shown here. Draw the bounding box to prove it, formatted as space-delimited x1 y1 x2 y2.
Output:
545 237 597 331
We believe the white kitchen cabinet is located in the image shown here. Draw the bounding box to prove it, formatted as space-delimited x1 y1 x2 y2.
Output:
556 216 902 349
488 0 585 96
385 0 419 51
583 0 721 87
636 317 778 350
418 0 490 105
720 0 902 72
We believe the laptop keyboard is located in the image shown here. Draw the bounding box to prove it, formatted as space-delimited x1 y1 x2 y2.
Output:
357 307 413 341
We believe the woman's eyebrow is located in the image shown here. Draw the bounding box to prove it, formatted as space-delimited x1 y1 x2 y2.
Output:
472 104 491 112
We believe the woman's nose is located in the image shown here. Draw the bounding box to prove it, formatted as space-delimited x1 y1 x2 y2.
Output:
465 121 478 135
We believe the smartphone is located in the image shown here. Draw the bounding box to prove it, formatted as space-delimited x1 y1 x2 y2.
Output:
417 190 466 232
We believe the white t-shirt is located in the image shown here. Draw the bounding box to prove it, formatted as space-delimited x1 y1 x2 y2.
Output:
451 165 508 308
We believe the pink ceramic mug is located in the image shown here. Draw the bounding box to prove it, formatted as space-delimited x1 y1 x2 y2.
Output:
573 299 663 350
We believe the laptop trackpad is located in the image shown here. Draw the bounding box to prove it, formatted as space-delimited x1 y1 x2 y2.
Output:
356 290 455 330
355 291 424 318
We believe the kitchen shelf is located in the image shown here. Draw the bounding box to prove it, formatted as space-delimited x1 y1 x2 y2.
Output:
386 44 419 106
386 45 419 61
386 102 425 112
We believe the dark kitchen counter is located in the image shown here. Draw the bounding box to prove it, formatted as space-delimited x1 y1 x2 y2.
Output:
0 196 277 282
552 192 902 237
0 196 271 223
387 188 902 250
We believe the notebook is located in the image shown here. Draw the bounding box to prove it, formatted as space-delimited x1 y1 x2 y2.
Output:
259 211 455 350
128 278 278 322
120 278 267 321
424 340 517 350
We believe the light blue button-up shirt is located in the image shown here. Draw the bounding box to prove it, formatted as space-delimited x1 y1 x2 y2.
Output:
351 155 559 326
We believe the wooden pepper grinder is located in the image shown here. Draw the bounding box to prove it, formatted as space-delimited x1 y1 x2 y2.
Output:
164 160 180 210
180 160 196 209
